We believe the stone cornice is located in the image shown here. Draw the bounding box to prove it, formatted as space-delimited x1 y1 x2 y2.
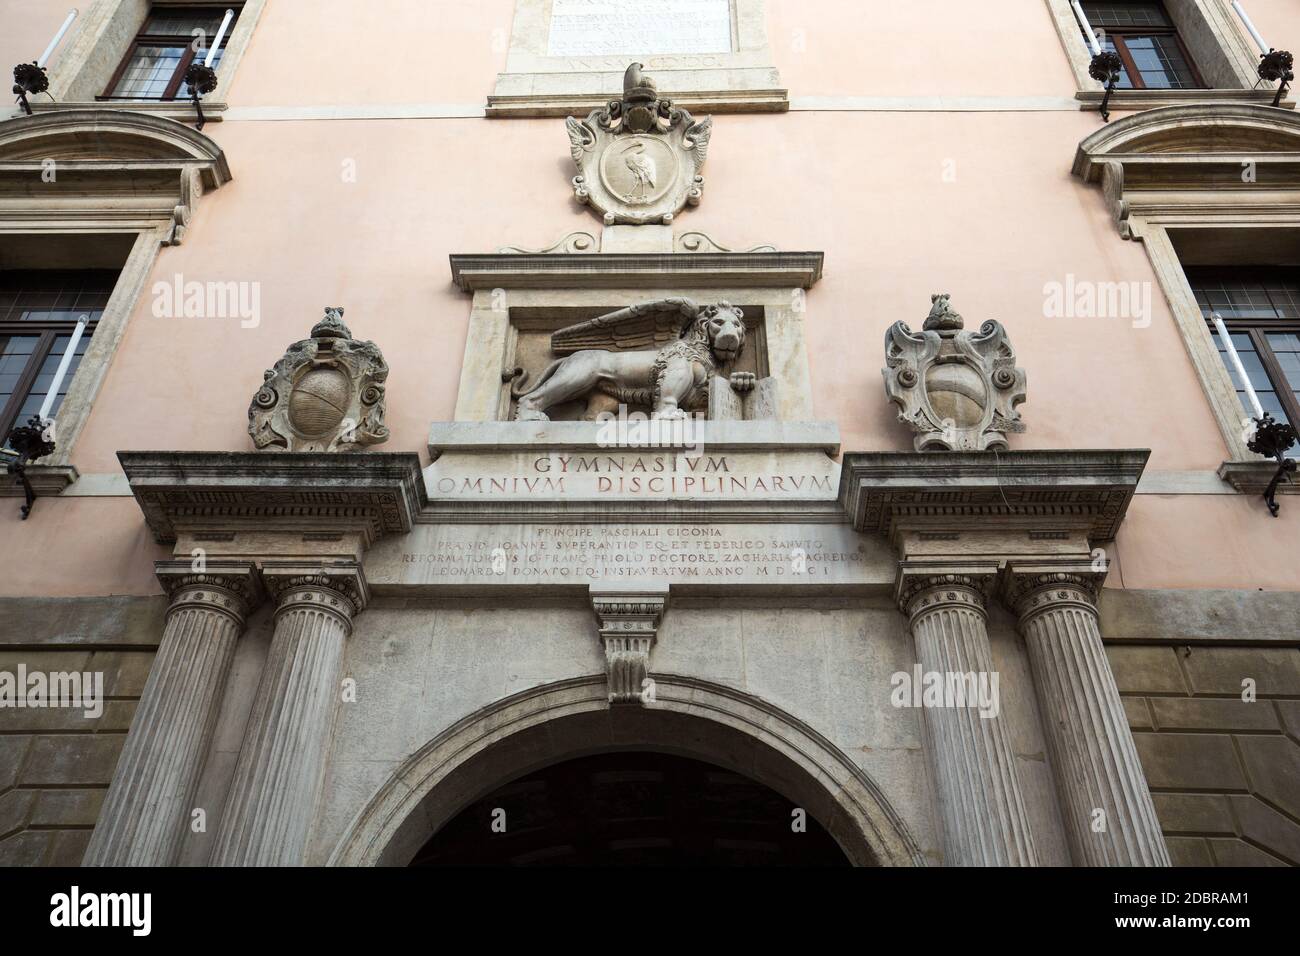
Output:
839 449 1150 542
449 251 824 290
118 451 427 545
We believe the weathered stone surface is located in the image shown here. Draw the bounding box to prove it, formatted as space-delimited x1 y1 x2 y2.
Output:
1208 838 1287 866
30 789 104 827
1181 647 1300 696
22 735 124 787
1166 836 1213 866
0 830 53 866
46 830 91 867
1133 733 1246 791
0 790 34 836
1229 795 1300 863
1235 735 1300 819
1106 646 1188 694
0 737 29 790
1152 793 1234 835
0 596 166 647
1149 697 1279 732
86 650 155 698
1100 588 1300 645
1123 696 1154 730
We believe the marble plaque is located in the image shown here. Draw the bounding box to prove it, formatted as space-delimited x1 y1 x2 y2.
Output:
370 522 888 588
546 0 733 57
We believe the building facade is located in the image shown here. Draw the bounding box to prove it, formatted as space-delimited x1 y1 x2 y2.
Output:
1 0 1298 867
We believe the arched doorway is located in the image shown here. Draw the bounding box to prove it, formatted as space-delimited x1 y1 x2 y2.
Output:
330 676 923 867
409 751 851 866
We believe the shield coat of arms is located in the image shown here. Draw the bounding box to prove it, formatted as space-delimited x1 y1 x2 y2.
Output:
566 63 711 225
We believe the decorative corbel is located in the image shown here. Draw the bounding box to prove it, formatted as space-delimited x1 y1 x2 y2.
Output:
589 583 669 706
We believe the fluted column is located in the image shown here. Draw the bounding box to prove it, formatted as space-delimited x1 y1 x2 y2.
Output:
1007 565 1170 866
899 567 1038 866
84 561 260 866
211 562 367 866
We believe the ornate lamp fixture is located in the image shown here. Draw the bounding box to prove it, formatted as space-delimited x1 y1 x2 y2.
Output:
1089 50 1124 123
3 417 56 519
182 62 218 131
1258 48 1295 108
11 62 49 116
1246 413 1297 517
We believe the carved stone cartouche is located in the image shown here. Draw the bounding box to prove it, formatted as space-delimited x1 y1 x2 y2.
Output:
564 63 712 225
248 307 390 452
882 294 1026 452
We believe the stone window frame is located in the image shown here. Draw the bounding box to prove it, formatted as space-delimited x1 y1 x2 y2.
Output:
34 0 268 126
447 253 823 423
1044 0 1287 112
0 110 231 486
486 0 787 117
1071 103 1300 490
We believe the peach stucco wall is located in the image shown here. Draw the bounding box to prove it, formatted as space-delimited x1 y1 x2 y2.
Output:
1 0 1297 595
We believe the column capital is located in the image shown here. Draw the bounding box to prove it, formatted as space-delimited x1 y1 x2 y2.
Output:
895 561 999 621
261 560 369 628
1002 560 1107 625
589 583 669 707
155 559 263 626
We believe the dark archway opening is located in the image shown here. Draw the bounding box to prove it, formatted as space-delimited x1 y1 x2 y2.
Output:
409 751 852 866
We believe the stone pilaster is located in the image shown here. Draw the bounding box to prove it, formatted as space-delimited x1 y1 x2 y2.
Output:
590 583 669 706
210 562 367 866
897 565 1039 866
1006 563 1170 867
84 560 260 867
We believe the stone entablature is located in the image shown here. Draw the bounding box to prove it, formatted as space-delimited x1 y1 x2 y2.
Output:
117 451 426 547
839 448 1150 546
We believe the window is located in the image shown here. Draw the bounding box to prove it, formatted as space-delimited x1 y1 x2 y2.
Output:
1079 1 1204 89
0 271 116 446
102 4 242 101
1190 268 1300 455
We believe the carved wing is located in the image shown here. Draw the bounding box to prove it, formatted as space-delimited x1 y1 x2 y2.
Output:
565 116 596 166
551 298 700 355
683 114 712 170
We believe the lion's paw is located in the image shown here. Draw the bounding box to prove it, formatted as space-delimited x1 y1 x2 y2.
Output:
729 372 756 393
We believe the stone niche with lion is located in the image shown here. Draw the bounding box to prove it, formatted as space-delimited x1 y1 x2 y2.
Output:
501 297 776 422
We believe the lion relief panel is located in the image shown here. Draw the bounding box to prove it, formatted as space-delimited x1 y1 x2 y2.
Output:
502 298 772 422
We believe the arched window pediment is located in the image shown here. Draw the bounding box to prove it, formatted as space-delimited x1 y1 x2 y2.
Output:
1073 105 1300 237
0 109 231 244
